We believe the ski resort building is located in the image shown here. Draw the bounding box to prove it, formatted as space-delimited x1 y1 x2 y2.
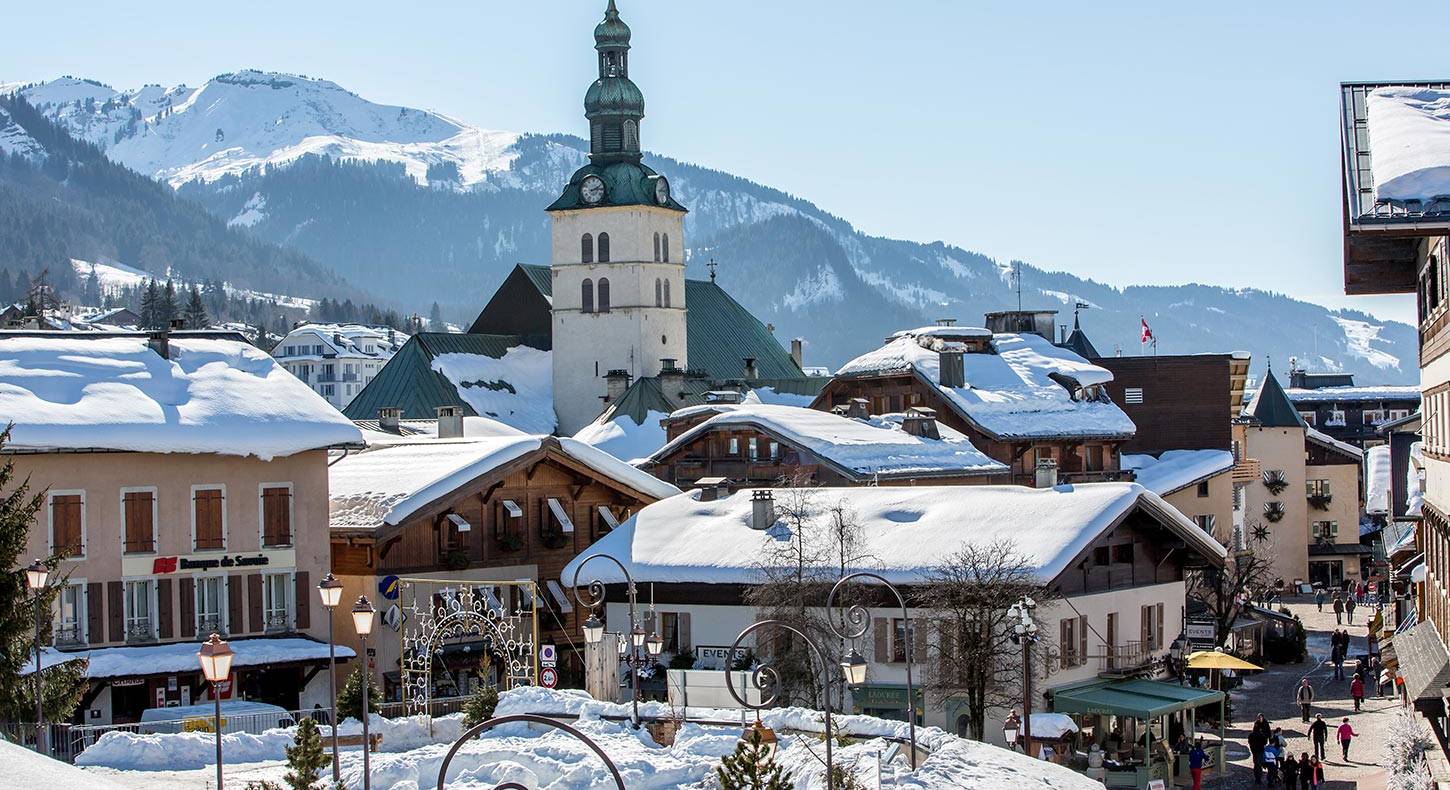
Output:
0 329 364 725
272 322 407 410
1278 367 1419 450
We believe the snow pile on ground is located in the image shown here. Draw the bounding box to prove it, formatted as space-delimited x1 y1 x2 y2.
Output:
1366 87 1450 205
431 345 556 435
646 404 1006 479
573 409 669 464
835 328 1134 439
560 483 1223 587
1123 449 1235 496
0 336 362 459
1367 444 1392 515
4 737 132 790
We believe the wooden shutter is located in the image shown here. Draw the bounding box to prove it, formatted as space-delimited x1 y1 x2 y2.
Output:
179 578 196 638
52 495 83 557
248 574 264 633
1140 606 1151 649
107 581 124 643
194 489 223 550
294 571 310 630
227 576 243 635
86 582 104 646
123 491 154 553
678 612 691 651
157 578 174 639
262 487 291 547
1078 616 1088 667
913 619 928 665
873 618 889 663
1106 612 1118 654
1060 619 1072 669
1156 603 1165 650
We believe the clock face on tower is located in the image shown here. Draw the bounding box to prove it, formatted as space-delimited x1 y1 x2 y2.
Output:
654 177 670 205
580 175 606 205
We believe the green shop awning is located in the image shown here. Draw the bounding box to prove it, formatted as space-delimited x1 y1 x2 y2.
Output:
1049 678 1225 720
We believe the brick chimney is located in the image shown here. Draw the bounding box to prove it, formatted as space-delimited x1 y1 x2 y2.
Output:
378 407 402 433
939 348 965 388
790 339 803 369
846 398 870 420
751 490 776 530
605 369 632 404
1035 458 1059 489
901 407 940 440
436 406 464 439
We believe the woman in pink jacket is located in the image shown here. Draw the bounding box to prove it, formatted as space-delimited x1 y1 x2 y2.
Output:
1338 718 1359 761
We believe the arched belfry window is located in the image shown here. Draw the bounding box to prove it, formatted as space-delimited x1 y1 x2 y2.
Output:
581 278 594 313
654 278 663 307
581 233 594 264
598 232 611 263
653 232 661 262
624 120 638 151
598 278 611 313
662 233 670 263
664 278 672 307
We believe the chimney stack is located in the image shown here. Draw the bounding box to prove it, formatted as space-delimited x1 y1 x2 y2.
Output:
147 325 172 359
1035 458 1059 489
901 407 940 440
436 406 464 439
750 490 776 530
790 339 804 370
939 348 966 388
659 358 685 409
605 369 632 404
378 407 402 433
694 477 731 502
742 357 758 380
846 398 870 420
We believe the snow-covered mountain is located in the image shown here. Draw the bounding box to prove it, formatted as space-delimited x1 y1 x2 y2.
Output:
6 71 1420 381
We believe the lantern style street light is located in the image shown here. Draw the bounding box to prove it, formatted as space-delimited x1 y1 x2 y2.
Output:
317 573 344 782
197 633 235 790
1003 710 1022 749
352 596 376 790
743 718 780 762
826 571 920 768
1007 596 1041 751
571 553 663 727
25 559 48 754
840 648 869 687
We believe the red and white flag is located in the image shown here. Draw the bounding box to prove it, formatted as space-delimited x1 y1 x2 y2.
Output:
1140 317 1154 344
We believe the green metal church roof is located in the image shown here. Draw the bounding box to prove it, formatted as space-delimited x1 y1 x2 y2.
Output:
342 333 524 421
684 279 801 380
546 160 686 213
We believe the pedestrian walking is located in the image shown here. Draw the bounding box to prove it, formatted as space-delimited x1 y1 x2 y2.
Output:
1332 593 1344 624
1306 755 1324 789
1315 587 1326 612
1350 674 1365 711
1250 714 1271 785
1281 752 1300 790
1295 678 1315 722
1264 740 1281 787
1309 714 1328 760
1346 595 1357 624
1189 738 1208 790
1337 718 1358 761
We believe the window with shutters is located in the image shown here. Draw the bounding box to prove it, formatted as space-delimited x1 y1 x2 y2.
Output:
48 491 85 558
1195 515 1217 533
891 618 909 663
1059 618 1077 668
581 234 594 264
263 572 292 632
658 611 690 654
121 488 156 553
581 278 594 313
195 576 226 636
598 278 611 313
125 580 156 643
55 582 86 646
1197 480 1210 498
598 232 611 263
260 485 292 547
192 486 226 551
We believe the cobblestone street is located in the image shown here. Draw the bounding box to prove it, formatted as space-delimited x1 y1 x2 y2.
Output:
1215 597 1399 790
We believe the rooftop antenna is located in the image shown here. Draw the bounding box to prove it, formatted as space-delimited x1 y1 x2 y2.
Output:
1013 261 1023 312
706 257 718 282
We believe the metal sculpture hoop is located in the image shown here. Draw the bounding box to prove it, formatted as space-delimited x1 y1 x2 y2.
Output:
724 619 835 789
398 580 538 716
435 713 626 790
569 552 634 614
826 571 918 769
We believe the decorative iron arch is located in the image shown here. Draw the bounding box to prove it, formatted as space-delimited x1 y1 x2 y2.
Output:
435 714 626 790
399 581 538 717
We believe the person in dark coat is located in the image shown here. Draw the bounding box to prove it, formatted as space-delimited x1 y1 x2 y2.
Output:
1249 714 1272 784
1281 752 1300 790
1299 752 1313 790
1332 593 1344 624
1308 714 1328 760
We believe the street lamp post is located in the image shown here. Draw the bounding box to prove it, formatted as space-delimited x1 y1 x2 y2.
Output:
1007 596 1040 753
723 619 842 790
825 570 919 769
197 633 235 790
351 596 376 790
25 559 48 755
571 553 662 727
317 573 344 783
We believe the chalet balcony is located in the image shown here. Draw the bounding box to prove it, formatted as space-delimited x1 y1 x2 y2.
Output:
1012 469 1132 486
1095 641 1157 674
1231 457 1262 485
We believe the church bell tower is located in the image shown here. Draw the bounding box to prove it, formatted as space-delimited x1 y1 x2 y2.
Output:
546 0 690 434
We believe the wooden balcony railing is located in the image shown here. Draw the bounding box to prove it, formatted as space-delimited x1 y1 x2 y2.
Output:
1096 641 1156 674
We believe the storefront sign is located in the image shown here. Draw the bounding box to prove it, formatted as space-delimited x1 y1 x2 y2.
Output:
695 645 747 670
383 604 402 633
112 678 145 688
1185 622 1216 641
152 554 270 574
379 575 401 600
125 547 295 578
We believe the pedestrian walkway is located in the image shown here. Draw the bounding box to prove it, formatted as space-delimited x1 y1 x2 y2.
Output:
1220 597 1397 790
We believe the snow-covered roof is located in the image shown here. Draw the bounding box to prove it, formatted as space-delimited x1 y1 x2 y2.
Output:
1365 87 1450 205
573 409 669 465
1366 444 1392 515
355 415 526 446
561 483 1225 588
1307 426 1364 460
430 345 556 435
330 435 679 530
833 329 1134 440
1283 385 1421 403
648 404 1007 480
28 637 354 679
1122 449 1235 496
0 335 363 459
276 322 407 360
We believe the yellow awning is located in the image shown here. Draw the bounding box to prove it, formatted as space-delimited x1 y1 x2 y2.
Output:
1186 651 1263 671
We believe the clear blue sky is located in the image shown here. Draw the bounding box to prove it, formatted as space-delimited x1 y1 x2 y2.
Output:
2 1 1434 323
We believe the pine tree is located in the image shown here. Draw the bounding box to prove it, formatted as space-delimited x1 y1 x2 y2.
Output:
184 285 208 329
83 268 102 307
139 279 159 329
717 725 792 790
282 716 329 790
336 665 382 722
428 302 444 331
461 655 499 727
159 279 179 327
0 427 89 723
